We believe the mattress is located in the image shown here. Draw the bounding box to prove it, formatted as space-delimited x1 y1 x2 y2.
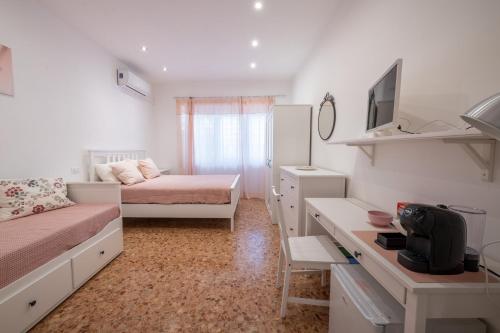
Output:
0 203 120 289
121 175 236 204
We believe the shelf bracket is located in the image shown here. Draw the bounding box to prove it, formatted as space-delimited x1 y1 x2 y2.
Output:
355 145 375 166
443 138 496 182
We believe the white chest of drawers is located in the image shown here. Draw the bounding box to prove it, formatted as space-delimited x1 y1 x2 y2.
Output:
279 166 346 236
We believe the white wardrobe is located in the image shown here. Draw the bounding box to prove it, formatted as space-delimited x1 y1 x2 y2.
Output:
264 105 312 224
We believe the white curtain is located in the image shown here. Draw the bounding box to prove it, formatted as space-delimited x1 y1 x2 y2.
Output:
177 97 274 199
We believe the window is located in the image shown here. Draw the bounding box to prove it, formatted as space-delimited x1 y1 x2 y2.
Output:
177 96 274 198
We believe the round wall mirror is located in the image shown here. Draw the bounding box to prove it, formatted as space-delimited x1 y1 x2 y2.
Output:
318 92 336 140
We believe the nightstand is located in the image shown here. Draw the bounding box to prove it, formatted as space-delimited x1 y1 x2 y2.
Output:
159 169 170 175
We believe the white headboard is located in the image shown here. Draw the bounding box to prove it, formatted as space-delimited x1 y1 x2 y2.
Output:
88 150 146 181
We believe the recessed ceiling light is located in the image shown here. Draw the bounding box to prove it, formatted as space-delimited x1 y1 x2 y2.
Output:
254 1 263 10
251 39 259 48
162 66 167 72
141 45 147 52
250 62 257 69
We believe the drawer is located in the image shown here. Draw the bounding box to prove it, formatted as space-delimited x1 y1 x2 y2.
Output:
333 229 406 304
72 228 123 288
285 189 299 208
279 174 290 188
286 180 297 193
280 173 298 193
281 192 298 212
285 180 298 198
284 210 299 236
281 199 299 237
280 186 298 211
281 188 298 212
0 261 72 333
307 206 335 236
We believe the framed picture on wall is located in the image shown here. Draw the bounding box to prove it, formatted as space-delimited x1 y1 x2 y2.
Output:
0 43 14 96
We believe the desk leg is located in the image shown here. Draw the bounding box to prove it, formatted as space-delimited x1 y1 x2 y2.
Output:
305 211 312 236
404 293 427 333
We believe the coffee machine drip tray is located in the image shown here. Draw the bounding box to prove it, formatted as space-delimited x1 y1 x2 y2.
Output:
397 249 428 273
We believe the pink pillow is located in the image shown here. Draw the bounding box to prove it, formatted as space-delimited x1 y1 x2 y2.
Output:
138 158 161 179
111 160 145 185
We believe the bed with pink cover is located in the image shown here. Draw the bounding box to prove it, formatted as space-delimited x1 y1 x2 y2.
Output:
0 203 120 289
121 175 235 205
89 150 241 232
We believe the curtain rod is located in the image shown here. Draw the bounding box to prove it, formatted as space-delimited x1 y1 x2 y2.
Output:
173 94 286 99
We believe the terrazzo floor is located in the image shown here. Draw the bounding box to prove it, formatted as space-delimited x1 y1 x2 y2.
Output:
31 199 330 332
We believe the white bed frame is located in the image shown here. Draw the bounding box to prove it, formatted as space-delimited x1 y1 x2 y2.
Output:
88 150 241 232
0 182 123 333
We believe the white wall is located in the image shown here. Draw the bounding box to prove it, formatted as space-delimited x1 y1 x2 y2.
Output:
293 1 500 329
151 80 292 172
0 0 153 180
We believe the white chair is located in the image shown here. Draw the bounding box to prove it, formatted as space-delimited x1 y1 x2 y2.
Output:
273 187 349 318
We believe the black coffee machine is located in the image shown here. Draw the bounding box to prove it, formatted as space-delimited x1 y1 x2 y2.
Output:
397 204 466 275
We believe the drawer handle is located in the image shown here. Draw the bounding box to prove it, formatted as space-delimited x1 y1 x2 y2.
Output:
28 300 37 307
280 194 283 197
290 186 295 189
314 213 320 218
289 227 294 231
354 251 362 258
280 178 284 181
99 250 105 256
290 205 294 208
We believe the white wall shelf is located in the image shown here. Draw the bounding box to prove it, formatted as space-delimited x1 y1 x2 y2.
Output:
329 130 497 182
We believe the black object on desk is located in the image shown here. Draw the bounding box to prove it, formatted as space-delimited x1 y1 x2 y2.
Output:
464 247 480 272
375 232 406 250
397 204 466 275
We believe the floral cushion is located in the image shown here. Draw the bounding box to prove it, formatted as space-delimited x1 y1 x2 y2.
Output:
0 178 75 222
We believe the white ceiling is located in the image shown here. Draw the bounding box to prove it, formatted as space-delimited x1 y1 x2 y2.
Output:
40 0 337 83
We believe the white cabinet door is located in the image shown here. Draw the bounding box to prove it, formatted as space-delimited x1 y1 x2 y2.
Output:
265 112 274 215
330 269 385 333
266 105 312 224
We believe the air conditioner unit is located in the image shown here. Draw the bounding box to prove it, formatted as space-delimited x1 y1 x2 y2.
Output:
117 68 151 98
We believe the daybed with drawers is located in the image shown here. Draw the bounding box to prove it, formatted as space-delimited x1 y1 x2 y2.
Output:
0 182 123 333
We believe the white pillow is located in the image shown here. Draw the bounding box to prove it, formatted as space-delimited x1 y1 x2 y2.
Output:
95 163 120 182
138 158 161 179
111 160 145 185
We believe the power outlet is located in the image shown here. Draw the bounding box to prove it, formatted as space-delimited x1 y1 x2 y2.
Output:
70 167 81 175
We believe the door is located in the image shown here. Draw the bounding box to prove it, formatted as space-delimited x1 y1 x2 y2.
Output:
264 111 273 215
330 268 385 333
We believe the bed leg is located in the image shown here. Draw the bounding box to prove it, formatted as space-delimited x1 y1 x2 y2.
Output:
230 216 235 232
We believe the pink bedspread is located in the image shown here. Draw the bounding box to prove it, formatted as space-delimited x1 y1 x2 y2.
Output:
0 204 120 289
121 175 237 204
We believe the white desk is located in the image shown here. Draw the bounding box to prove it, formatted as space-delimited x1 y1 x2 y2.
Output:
305 198 500 333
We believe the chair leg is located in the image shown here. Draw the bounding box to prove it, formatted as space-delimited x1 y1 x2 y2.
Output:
276 245 284 288
230 216 234 232
321 270 327 287
280 263 292 318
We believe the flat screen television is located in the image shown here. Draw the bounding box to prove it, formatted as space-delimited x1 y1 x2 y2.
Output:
366 59 402 132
